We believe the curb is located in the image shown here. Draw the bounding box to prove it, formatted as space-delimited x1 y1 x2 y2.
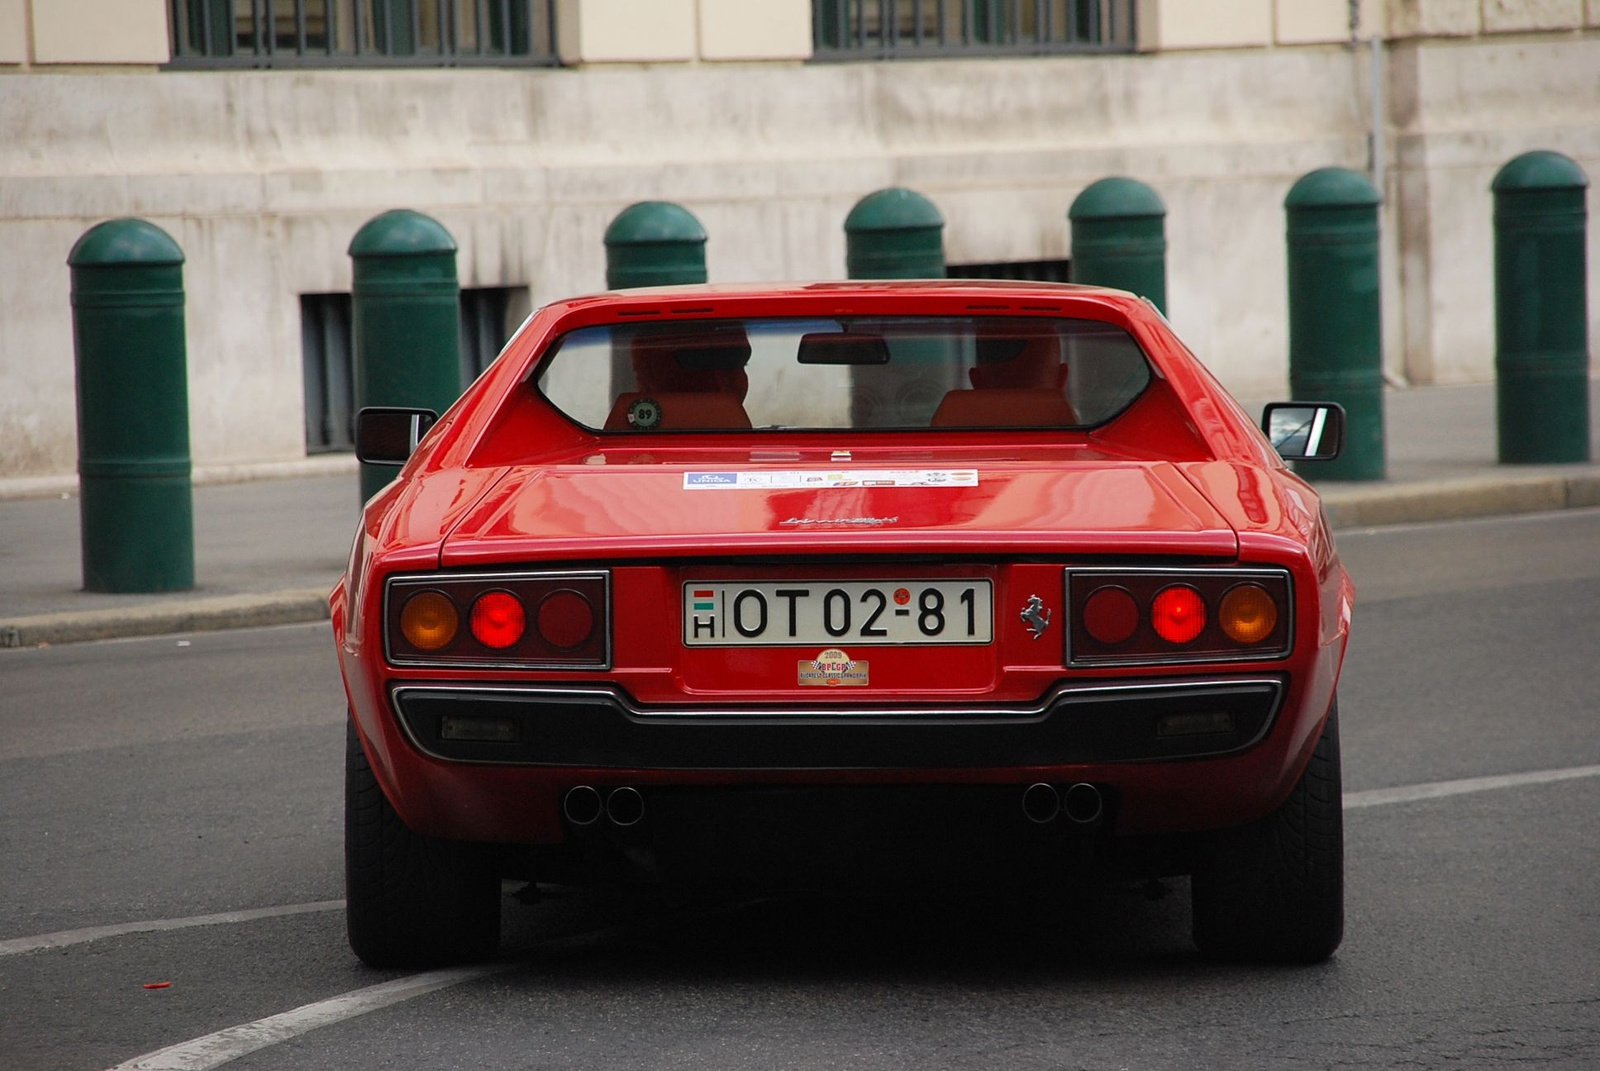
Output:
0 589 332 649
1319 469 1600 530
0 456 358 502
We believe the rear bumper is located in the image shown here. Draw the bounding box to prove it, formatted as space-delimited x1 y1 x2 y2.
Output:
391 677 1284 770
343 660 1341 845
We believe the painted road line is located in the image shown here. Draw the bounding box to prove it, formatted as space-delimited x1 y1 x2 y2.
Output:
0 900 344 959
104 916 709 1071
1345 763 1600 810
107 965 510 1071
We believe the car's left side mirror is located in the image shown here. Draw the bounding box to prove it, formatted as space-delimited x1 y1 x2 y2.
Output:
355 407 439 465
1261 402 1345 461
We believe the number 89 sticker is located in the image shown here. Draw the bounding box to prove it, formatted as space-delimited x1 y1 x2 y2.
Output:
682 580 993 647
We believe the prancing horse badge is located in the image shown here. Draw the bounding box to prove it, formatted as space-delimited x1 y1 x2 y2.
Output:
1020 595 1052 640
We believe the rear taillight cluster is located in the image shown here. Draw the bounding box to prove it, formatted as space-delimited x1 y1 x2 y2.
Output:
386 571 609 669
1066 568 1291 666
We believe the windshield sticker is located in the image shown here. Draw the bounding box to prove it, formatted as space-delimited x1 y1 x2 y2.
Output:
684 469 978 490
626 397 663 430
798 648 869 687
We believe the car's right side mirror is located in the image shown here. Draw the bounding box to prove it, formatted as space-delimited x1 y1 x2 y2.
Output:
355 407 439 465
1261 402 1345 461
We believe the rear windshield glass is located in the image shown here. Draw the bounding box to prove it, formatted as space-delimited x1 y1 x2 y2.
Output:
535 315 1151 433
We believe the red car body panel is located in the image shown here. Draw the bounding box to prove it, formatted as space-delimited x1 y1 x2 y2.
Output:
332 282 1352 854
438 458 1239 564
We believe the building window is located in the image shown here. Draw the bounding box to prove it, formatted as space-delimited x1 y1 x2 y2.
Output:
459 286 530 385
301 287 526 454
169 1 559 68
948 258 1072 283
814 0 1134 58
302 293 355 454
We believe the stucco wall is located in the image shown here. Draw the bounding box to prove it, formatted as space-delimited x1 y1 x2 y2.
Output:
29 0 168 64
0 0 27 64
1389 34 1600 383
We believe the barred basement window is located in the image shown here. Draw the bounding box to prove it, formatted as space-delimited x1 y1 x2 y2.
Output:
948 258 1072 283
813 0 1135 59
169 0 558 68
301 287 527 454
301 293 355 454
459 286 530 385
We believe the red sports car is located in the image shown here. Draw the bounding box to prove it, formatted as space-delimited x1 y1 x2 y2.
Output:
333 281 1353 968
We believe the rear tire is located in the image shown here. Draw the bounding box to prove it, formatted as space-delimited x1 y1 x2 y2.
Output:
1191 699 1344 963
345 720 501 968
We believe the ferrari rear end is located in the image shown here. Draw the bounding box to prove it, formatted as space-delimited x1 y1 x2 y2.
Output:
332 283 1353 967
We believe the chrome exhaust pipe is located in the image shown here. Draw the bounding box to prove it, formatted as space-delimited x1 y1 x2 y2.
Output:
606 786 645 827
1062 782 1104 825
562 785 603 827
1021 782 1060 824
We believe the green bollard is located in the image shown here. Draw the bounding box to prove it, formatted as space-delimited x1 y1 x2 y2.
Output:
844 189 948 424
67 219 195 593
1285 167 1386 481
1068 177 1168 314
1492 151 1590 464
603 202 709 398
844 188 945 279
349 210 463 502
604 202 708 290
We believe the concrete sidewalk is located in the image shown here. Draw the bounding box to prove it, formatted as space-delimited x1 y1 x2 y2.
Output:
2 381 1597 648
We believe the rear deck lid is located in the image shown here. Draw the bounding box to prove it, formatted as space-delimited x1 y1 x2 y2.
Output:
439 459 1239 564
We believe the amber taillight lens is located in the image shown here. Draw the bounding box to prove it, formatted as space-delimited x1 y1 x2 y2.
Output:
1151 585 1207 644
1067 569 1292 665
1220 583 1279 644
399 591 458 651
470 591 526 649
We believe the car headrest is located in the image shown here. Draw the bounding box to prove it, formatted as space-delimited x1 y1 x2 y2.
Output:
931 387 1078 428
603 392 754 431
969 334 1065 389
631 327 752 399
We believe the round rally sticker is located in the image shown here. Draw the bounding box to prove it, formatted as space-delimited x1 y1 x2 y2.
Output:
627 397 662 430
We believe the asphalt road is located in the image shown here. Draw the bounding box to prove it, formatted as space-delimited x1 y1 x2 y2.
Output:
3 509 1598 1070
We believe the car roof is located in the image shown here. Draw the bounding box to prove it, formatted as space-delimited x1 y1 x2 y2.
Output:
537 280 1152 322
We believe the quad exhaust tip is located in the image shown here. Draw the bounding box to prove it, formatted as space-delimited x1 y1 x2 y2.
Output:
1022 782 1060 824
1022 782 1104 825
1063 782 1104 825
562 785 603 827
605 786 645 827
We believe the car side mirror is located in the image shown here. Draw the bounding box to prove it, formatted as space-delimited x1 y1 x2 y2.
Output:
355 407 439 465
1261 402 1345 461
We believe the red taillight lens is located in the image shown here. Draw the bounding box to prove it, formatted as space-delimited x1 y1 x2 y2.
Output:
1219 583 1278 644
536 589 595 650
470 591 526 649
399 591 458 651
1083 586 1139 645
1151 585 1206 645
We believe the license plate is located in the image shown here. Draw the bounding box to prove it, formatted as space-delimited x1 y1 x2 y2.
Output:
682 580 993 646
